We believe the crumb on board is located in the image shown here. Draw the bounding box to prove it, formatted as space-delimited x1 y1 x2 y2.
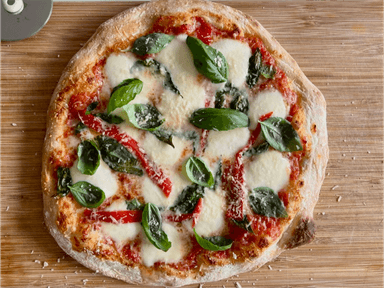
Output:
11 123 17 127
34 260 41 264
6 206 9 211
268 265 272 270
43 261 48 269
199 284 204 288
337 195 342 202
235 282 242 288
331 185 340 190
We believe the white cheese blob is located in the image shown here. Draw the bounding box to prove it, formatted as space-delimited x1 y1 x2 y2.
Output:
211 39 251 88
245 150 291 193
104 199 127 211
141 223 187 267
204 128 250 160
141 133 192 168
104 53 137 88
70 160 119 199
100 222 141 247
249 89 288 130
194 189 226 237
141 172 192 209
155 35 206 129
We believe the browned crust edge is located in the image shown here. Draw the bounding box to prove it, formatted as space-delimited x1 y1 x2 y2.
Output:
41 0 329 286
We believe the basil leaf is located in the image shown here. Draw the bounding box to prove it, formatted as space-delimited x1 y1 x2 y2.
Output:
126 199 144 210
85 101 98 115
249 187 288 218
170 184 205 214
260 64 276 79
186 36 228 83
75 122 87 134
77 140 100 175
133 59 181 96
215 83 249 114
69 181 105 208
185 156 214 188
57 167 72 196
246 48 262 88
150 128 174 148
123 104 164 131
190 108 248 131
213 159 222 191
193 229 233 251
142 203 172 251
243 142 270 157
107 79 143 113
132 33 174 56
259 117 303 152
94 113 124 124
232 215 253 233
96 135 143 176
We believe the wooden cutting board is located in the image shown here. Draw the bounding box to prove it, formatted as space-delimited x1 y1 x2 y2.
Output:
2 1 383 287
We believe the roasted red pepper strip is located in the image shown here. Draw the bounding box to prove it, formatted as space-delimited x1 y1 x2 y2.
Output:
78 111 172 197
226 112 273 221
167 197 204 226
84 209 142 223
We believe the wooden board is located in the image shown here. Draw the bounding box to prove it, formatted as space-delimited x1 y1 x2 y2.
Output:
1 1 383 287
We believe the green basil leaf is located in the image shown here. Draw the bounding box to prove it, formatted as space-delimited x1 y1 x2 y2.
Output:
142 203 172 251
85 101 98 115
190 108 248 131
249 187 288 218
132 33 174 56
123 104 164 131
126 199 144 210
77 140 100 175
243 142 270 157
193 229 233 251
185 156 214 188
75 122 87 134
96 135 143 176
69 181 105 208
213 159 222 191
259 117 303 152
133 59 182 96
107 79 143 113
215 83 249 114
246 48 262 88
186 36 228 83
170 184 205 214
260 64 276 79
232 215 253 233
94 113 124 124
57 167 72 196
150 128 174 148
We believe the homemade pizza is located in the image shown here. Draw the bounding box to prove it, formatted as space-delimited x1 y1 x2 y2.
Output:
42 0 328 286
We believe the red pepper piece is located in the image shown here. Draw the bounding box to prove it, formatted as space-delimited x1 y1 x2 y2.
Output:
192 198 204 228
84 209 142 223
167 197 204 226
78 111 172 197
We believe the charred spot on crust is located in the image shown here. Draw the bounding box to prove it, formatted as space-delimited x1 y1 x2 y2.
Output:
311 123 317 133
286 218 316 249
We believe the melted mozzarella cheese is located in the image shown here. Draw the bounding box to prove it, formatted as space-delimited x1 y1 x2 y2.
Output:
245 150 291 192
105 199 127 211
100 222 141 246
141 223 188 267
141 133 191 168
104 53 137 88
70 160 119 199
155 35 206 129
194 189 225 237
204 128 250 160
141 172 192 208
249 89 288 130
211 39 251 88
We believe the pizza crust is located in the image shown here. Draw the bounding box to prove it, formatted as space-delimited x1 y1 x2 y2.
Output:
42 0 328 286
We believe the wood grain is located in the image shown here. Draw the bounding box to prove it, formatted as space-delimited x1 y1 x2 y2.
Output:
1 1 383 287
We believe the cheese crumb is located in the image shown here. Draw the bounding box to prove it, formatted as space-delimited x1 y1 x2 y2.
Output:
268 265 272 270
34 260 41 264
43 261 48 268
11 123 17 127
6 206 9 211
337 195 342 202
331 185 340 190
31 250 34 254
235 282 242 288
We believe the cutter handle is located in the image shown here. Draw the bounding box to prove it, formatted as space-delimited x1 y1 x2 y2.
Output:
2 0 24 15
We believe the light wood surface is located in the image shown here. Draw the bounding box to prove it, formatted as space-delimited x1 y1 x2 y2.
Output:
1 1 383 287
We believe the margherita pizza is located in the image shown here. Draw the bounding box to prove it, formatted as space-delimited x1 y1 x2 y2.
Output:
42 0 328 286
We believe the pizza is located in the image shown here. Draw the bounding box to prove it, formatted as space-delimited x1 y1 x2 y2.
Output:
41 0 328 286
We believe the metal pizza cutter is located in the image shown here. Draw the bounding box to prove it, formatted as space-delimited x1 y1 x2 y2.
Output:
1 0 53 41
